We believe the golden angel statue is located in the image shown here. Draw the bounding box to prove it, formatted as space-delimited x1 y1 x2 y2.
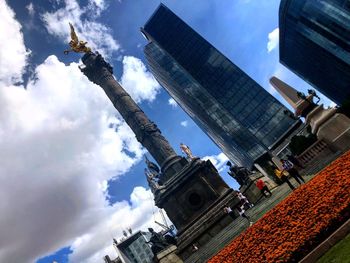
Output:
64 23 91 54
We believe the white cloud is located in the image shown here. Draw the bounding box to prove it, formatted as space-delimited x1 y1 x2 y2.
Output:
202 153 229 172
0 54 146 262
328 101 337 108
0 1 168 262
88 0 106 13
120 56 161 103
0 0 30 86
68 187 166 263
267 27 279 53
41 0 119 57
318 93 337 108
168 98 178 108
180 120 188 127
26 2 35 16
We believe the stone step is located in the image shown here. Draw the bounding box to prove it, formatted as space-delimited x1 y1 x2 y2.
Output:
184 184 294 263
301 151 342 176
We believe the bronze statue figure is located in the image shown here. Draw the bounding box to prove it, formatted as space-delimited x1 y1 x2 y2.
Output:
145 168 165 193
147 228 170 254
145 156 160 175
226 161 251 186
64 23 91 54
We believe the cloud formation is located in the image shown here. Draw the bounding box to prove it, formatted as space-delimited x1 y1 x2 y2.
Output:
168 98 178 108
26 2 35 16
180 120 188 127
68 187 164 263
267 27 279 53
0 0 30 86
41 0 119 57
120 56 161 103
0 1 163 261
202 153 229 172
0 53 144 262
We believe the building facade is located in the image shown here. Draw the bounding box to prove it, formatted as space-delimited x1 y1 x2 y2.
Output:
115 231 153 263
142 4 297 167
279 0 350 105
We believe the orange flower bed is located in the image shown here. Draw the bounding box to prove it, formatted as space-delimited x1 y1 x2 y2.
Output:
209 151 350 263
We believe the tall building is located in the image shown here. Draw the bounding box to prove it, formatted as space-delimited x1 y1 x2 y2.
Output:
279 0 350 105
141 4 298 167
115 231 154 263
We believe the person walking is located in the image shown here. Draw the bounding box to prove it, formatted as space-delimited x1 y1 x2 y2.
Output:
281 159 305 185
237 205 253 226
224 205 253 226
256 179 272 197
274 168 295 191
223 206 236 220
287 154 305 169
236 191 254 209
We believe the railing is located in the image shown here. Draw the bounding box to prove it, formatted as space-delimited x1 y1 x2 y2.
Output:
297 140 329 165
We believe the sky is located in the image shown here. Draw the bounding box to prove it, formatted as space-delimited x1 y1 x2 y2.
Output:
0 0 336 262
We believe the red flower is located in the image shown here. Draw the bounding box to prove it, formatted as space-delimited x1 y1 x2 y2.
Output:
209 150 350 263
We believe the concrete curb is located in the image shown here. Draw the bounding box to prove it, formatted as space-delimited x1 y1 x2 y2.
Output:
299 218 350 263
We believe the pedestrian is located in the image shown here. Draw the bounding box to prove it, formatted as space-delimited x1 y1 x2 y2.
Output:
237 191 254 208
287 154 305 169
237 205 253 226
191 244 199 252
256 179 272 197
223 206 235 220
274 168 295 191
281 159 305 185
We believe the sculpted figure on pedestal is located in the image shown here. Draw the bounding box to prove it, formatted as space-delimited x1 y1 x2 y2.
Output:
147 228 170 254
145 168 165 193
180 143 195 160
226 161 251 186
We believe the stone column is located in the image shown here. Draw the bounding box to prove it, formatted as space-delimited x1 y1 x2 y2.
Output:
80 52 186 179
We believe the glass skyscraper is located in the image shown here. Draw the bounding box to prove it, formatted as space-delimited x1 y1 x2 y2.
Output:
142 4 297 167
279 0 350 105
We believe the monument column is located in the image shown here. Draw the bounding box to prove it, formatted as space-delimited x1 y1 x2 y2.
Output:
80 52 186 179
65 26 238 261
270 76 350 152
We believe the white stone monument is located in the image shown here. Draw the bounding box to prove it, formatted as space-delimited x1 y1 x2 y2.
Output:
270 77 350 152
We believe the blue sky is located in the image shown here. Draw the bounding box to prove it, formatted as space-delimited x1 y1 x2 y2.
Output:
0 0 335 262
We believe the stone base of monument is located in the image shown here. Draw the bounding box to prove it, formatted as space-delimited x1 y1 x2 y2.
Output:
239 180 262 204
154 159 240 261
175 189 240 260
316 113 350 152
156 245 183 263
305 105 350 152
253 164 278 189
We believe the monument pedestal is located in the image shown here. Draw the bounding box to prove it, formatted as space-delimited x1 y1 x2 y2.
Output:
253 164 278 189
154 159 239 260
157 246 183 263
270 77 350 154
175 189 239 259
306 105 350 152
237 171 277 204
240 181 261 204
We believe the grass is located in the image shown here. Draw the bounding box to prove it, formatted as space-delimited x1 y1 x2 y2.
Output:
316 233 350 263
